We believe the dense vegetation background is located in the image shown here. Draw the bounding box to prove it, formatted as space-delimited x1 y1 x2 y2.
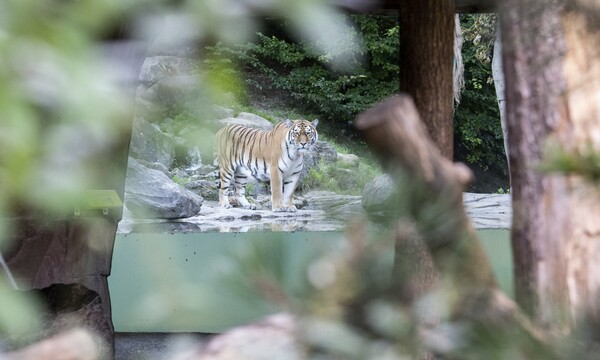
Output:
204 14 508 192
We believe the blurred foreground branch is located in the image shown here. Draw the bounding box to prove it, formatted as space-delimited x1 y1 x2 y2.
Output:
355 94 557 358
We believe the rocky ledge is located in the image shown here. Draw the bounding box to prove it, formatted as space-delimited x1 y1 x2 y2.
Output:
118 190 510 234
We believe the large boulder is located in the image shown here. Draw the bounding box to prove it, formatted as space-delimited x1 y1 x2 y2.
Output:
124 157 203 219
129 117 176 169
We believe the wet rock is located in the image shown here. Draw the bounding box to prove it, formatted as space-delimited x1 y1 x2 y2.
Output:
124 157 203 219
258 195 307 211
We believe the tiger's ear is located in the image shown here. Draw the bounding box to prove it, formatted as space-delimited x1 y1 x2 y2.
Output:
311 119 319 128
284 119 293 128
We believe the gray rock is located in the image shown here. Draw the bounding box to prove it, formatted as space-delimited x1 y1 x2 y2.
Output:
236 112 274 128
300 141 338 187
129 117 176 168
138 56 193 86
337 153 359 168
124 157 203 219
361 174 395 214
218 115 273 130
142 75 204 107
310 141 338 165
135 159 170 176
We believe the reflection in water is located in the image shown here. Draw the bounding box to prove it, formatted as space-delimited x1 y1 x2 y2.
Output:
118 213 348 234
118 196 363 234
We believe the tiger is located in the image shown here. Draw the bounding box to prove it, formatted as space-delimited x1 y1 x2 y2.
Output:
215 119 319 212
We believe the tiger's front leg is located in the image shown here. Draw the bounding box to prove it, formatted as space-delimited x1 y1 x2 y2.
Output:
269 166 287 212
270 168 299 213
281 175 300 213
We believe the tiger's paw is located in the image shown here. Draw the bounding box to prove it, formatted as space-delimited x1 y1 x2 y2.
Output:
243 204 257 210
220 203 232 209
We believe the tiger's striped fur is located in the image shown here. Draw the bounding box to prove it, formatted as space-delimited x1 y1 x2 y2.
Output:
215 119 318 212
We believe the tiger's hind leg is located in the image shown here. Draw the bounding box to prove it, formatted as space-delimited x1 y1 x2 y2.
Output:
218 166 234 209
234 167 257 210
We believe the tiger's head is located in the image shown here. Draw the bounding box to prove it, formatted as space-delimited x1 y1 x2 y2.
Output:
285 119 319 152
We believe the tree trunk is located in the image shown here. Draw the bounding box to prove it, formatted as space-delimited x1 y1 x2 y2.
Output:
559 2 600 321
399 0 455 159
499 0 600 328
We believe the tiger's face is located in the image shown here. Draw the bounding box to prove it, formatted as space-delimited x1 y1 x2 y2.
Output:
286 119 319 152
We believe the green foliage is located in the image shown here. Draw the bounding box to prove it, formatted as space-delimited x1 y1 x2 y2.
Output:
301 157 381 195
204 15 399 128
454 15 507 174
461 14 497 64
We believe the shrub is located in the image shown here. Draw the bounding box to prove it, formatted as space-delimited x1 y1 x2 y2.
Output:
204 15 399 132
